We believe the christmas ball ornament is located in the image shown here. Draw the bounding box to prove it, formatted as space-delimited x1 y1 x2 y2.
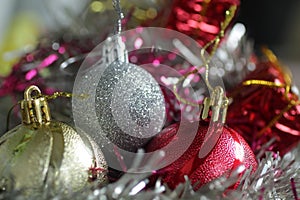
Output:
95 59 165 152
146 120 257 190
227 55 300 155
0 86 107 195
73 0 166 153
166 0 240 51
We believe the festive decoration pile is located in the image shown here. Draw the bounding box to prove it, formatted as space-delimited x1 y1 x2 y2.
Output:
1 0 300 199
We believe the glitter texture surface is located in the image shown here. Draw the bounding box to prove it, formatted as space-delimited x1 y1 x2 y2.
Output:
95 61 165 152
146 120 257 190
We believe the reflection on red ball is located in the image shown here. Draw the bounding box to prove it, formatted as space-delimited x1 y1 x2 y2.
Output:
146 120 257 190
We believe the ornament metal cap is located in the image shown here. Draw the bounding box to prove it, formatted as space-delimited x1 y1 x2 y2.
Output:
20 85 51 127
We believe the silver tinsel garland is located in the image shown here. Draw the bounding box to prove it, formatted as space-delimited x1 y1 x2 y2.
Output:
1 144 300 200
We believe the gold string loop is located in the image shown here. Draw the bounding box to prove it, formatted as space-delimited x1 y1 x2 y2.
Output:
173 5 237 123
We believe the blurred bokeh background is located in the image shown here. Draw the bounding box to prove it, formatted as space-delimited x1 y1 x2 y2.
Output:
0 0 299 79
237 0 300 86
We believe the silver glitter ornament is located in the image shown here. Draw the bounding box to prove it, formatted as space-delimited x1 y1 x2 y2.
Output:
95 60 165 151
91 0 165 152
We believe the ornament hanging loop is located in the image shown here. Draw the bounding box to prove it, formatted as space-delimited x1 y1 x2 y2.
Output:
201 86 229 123
173 5 236 124
24 85 41 100
101 0 129 66
21 85 51 127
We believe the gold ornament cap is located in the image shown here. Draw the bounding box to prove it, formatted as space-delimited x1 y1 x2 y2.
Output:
20 85 51 127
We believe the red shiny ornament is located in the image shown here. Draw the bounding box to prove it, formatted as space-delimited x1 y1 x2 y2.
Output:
227 61 300 155
166 0 240 52
146 120 257 190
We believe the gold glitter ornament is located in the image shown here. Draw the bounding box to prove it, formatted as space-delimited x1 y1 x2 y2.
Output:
0 85 107 195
